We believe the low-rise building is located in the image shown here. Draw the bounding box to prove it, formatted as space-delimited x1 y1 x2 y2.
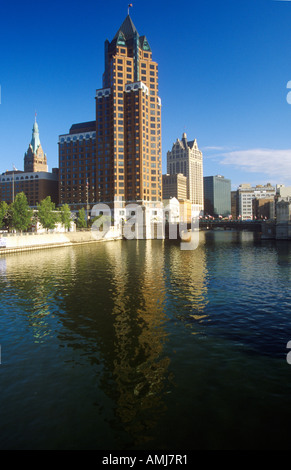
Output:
237 183 276 220
0 170 58 206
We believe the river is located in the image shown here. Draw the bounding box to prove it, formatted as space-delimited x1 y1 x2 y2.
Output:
0 230 291 450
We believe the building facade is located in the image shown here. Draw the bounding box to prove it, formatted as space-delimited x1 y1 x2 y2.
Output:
162 173 187 201
58 121 96 210
231 190 239 219
0 119 58 206
24 119 48 173
204 175 231 217
166 132 204 215
58 14 162 216
237 183 276 220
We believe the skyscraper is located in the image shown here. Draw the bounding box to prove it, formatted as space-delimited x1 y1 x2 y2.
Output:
166 133 204 215
98 14 162 205
203 175 231 217
59 14 162 214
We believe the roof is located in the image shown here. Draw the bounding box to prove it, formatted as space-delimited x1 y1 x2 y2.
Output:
69 121 96 134
30 119 41 153
113 15 139 41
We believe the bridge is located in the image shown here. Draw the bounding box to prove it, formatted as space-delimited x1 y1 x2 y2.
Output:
194 219 265 232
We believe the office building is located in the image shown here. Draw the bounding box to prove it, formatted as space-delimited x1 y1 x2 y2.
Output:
166 132 204 215
252 197 275 220
162 173 187 200
237 183 276 220
58 121 96 209
204 175 231 217
58 14 162 214
276 185 291 199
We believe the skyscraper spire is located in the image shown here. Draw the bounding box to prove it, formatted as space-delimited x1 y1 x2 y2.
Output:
24 116 48 172
31 117 41 153
113 12 138 41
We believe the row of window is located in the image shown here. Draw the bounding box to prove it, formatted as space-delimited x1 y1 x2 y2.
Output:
1 175 40 182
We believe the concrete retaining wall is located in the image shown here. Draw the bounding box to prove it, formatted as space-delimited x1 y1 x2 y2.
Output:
0 228 122 254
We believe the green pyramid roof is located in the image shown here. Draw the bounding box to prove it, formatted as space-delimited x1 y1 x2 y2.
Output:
113 15 139 41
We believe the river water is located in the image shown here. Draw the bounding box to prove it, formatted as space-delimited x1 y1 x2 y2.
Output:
0 230 291 450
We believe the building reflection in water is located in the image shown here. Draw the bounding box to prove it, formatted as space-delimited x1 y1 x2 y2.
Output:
101 240 171 445
0 236 209 447
164 233 209 330
1 241 173 446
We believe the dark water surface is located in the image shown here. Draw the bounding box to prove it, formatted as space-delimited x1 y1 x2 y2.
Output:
1 231 291 450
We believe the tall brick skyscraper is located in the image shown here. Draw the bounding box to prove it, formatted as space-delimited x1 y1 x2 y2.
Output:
97 14 162 204
59 14 162 214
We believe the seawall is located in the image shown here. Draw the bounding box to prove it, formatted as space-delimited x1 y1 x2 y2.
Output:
0 229 122 255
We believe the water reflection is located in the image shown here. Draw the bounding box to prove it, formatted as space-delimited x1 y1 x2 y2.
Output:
163 233 209 329
1 233 291 449
0 249 76 343
0 242 174 446
98 240 171 444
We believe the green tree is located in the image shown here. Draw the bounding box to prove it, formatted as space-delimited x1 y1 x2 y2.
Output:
76 207 87 228
10 192 32 232
37 196 58 231
58 204 72 231
0 201 8 229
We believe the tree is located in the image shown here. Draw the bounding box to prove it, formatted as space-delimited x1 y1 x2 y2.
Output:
0 201 8 229
10 192 32 232
58 204 72 231
37 196 58 231
76 207 87 228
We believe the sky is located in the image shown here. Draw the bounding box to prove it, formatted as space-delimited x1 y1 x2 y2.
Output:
1 0 291 190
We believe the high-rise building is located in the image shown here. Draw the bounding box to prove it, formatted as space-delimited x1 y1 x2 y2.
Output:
204 175 231 217
0 118 58 206
58 14 162 214
166 133 204 214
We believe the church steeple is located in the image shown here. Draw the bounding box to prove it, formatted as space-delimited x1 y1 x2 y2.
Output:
24 117 48 173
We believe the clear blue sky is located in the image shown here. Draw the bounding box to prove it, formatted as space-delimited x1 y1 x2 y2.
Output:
1 0 291 189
